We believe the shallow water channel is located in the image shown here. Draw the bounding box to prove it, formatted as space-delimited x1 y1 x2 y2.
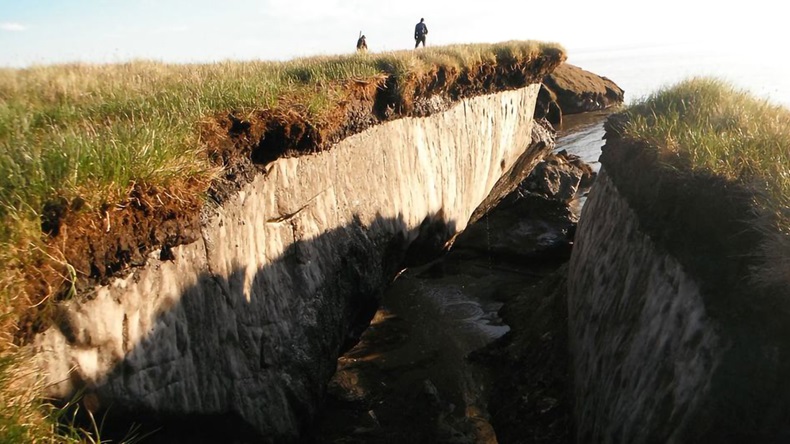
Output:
312 259 530 442
310 114 608 443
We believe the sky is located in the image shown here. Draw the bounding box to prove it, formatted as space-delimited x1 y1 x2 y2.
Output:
0 0 786 67
2 0 789 106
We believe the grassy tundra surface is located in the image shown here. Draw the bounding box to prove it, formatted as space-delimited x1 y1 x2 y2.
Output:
0 41 564 441
620 78 790 290
605 78 790 442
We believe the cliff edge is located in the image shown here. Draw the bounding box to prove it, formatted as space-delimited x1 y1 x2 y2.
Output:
568 83 790 442
34 85 555 441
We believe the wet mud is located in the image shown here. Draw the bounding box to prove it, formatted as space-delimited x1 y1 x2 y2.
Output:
312 190 579 443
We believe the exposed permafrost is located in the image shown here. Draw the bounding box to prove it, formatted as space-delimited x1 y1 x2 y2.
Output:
569 172 722 443
34 85 547 441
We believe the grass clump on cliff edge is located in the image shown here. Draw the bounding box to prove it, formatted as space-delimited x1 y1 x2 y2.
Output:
0 40 565 441
622 77 790 289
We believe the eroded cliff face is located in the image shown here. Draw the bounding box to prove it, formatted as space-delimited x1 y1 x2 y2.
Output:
568 132 790 442
33 85 550 441
568 172 722 442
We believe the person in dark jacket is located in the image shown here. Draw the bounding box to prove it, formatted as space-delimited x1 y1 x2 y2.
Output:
356 34 368 52
414 18 428 48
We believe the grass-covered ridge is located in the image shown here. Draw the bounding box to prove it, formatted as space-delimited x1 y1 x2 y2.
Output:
0 39 564 300
0 41 563 223
621 78 790 288
0 40 565 441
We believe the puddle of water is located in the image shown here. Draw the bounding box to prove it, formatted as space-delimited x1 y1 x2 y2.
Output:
362 267 512 426
313 259 530 443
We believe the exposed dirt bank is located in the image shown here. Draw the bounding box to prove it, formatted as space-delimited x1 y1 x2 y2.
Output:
20 54 563 343
310 142 597 443
35 84 552 442
566 113 790 442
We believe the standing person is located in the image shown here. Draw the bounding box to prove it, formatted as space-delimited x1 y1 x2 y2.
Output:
414 18 428 48
356 34 368 52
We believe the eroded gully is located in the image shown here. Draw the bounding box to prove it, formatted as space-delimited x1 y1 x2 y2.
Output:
309 112 609 443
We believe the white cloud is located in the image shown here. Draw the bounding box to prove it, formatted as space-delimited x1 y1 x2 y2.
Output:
0 22 27 32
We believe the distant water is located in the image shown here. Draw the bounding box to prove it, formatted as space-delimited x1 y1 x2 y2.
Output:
554 110 610 171
554 42 790 167
568 43 790 107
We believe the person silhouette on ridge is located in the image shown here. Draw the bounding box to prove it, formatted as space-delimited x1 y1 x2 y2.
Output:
356 34 368 52
414 18 428 48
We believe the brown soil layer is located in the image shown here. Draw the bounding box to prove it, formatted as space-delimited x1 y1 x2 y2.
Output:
17 179 208 341
18 55 563 343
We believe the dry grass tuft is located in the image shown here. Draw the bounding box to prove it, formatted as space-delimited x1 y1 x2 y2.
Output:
623 77 790 290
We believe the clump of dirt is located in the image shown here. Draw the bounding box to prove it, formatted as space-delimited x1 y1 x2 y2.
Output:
537 63 624 124
521 149 597 201
16 180 206 342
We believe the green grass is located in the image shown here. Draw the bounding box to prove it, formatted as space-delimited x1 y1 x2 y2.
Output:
0 350 68 443
622 77 790 288
0 41 562 223
0 40 565 442
0 350 143 443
